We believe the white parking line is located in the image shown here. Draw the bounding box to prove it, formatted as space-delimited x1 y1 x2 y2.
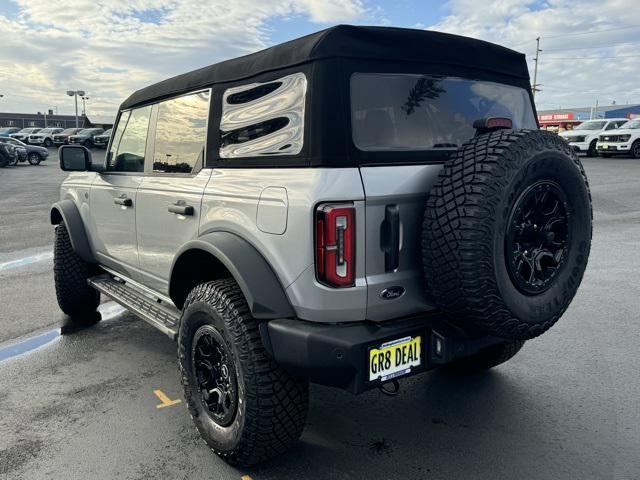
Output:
0 250 53 272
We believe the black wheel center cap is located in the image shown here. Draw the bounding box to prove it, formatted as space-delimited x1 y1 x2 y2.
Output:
505 180 570 295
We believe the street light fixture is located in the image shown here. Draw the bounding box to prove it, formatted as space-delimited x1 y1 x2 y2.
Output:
66 90 85 128
81 96 90 116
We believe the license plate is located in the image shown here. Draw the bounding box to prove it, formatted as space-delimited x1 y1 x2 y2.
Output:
369 335 422 382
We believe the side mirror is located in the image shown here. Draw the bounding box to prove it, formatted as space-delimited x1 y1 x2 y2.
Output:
59 145 91 171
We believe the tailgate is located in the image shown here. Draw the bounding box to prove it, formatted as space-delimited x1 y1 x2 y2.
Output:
360 165 443 321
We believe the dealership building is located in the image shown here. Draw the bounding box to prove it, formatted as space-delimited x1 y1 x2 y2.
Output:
537 104 640 130
0 111 114 130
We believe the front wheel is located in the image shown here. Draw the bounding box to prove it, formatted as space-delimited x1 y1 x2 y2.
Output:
44 138 53 147
178 279 309 466
27 152 41 165
53 222 100 319
630 140 640 159
587 140 598 157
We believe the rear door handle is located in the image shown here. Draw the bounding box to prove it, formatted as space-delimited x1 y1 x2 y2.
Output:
168 201 194 216
382 205 400 272
114 195 132 207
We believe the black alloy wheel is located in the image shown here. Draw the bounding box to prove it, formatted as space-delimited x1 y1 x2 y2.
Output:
192 325 238 427
631 141 640 159
505 181 570 295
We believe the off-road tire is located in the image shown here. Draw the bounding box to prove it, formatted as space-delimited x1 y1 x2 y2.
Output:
422 129 592 340
178 279 309 466
53 222 100 318
27 152 41 165
444 340 524 373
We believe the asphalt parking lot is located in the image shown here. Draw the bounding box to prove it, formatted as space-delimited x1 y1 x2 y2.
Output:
1 150 639 480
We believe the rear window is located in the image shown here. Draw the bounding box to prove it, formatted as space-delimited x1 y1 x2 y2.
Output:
351 73 537 152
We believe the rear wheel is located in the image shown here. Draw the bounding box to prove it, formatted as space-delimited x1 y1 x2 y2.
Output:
53 222 100 319
178 279 308 466
423 129 592 340
444 341 524 373
27 152 41 165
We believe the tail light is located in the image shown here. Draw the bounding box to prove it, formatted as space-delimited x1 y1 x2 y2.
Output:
315 203 355 287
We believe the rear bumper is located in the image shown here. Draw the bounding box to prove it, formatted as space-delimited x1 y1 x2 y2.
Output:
262 314 505 394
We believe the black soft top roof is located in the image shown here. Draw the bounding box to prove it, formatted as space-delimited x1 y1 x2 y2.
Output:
121 25 529 110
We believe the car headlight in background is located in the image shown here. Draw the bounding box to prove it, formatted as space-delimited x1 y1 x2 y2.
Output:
565 135 586 142
619 135 631 142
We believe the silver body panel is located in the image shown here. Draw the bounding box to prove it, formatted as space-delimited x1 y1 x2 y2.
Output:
61 164 438 323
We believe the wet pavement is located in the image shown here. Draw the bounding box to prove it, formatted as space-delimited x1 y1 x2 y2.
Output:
1 152 639 479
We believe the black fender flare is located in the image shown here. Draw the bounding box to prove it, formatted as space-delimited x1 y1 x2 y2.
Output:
50 200 96 263
170 232 294 319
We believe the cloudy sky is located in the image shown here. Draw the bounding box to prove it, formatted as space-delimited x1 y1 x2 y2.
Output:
1 0 639 118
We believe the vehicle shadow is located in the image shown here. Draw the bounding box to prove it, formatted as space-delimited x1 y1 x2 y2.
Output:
246 369 539 479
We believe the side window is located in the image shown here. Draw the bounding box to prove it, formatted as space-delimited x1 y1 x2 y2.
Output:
152 90 210 174
107 107 151 172
605 122 617 130
220 72 306 158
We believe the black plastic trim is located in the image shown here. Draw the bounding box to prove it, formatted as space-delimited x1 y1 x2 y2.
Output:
170 232 294 320
50 199 96 263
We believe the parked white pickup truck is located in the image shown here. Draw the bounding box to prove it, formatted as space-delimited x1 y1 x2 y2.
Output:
559 118 627 156
597 118 640 158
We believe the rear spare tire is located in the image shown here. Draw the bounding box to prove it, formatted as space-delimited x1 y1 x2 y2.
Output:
422 129 592 340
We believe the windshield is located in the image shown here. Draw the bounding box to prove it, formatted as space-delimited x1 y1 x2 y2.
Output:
102 129 113 135
351 74 537 152
0 128 15 133
61 128 78 134
39 128 54 134
574 121 606 130
78 129 95 134
620 119 640 129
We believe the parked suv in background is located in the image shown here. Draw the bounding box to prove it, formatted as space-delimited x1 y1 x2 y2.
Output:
0 127 20 137
92 129 112 148
28 127 64 147
10 127 41 144
0 136 49 165
597 118 640 158
52 26 593 467
68 128 104 148
559 118 627 156
53 128 83 146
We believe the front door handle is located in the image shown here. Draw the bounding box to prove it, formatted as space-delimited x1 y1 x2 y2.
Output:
168 201 194 216
114 195 132 207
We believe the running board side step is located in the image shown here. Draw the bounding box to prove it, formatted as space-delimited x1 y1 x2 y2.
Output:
88 274 180 340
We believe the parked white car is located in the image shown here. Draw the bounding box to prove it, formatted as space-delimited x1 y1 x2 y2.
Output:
559 118 628 156
28 127 64 147
596 118 640 158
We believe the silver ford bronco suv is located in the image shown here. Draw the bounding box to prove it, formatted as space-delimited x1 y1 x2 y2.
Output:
52 26 592 466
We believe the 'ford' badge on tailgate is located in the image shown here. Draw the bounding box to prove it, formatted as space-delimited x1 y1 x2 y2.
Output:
380 286 405 300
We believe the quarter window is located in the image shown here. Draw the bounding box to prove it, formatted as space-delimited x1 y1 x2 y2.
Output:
107 106 151 172
152 90 210 174
220 73 306 158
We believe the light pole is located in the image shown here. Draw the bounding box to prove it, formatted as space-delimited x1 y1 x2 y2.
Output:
81 96 90 116
66 90 85 128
